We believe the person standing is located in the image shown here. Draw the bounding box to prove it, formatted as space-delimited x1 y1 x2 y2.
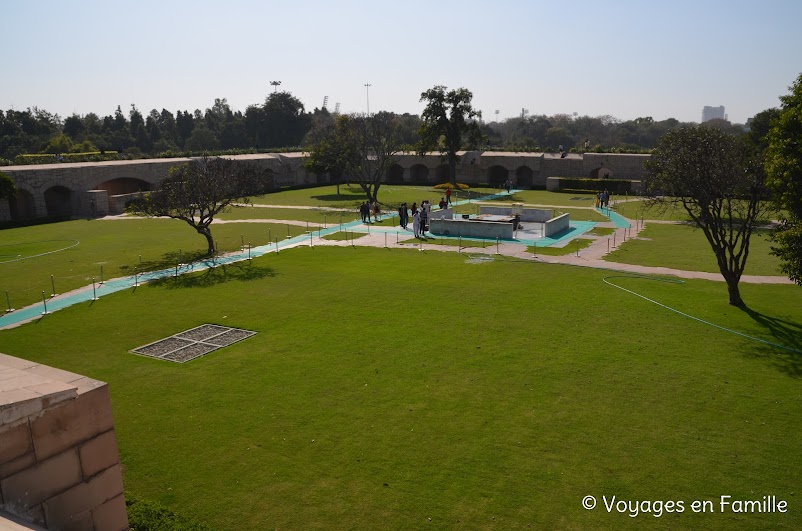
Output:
420 201 429 235
412 208 421 238
359 201 368 223
372 201 380 223
446 186 452 205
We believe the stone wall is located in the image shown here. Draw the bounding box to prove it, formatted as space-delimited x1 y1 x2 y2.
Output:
429 218 514 239
544 213 570 237
0 353 128 531
0 151 651 222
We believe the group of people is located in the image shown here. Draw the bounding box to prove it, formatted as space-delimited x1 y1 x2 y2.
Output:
596 189 611 208
359 200 381 223
363 188 458 238
396 201 432 238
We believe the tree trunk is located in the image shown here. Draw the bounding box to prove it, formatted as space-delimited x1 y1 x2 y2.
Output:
198 226 215 255
726 278 744 307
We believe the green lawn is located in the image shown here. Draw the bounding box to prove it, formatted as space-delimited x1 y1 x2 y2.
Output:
606 223 782 276
0 218 307 308
0 246 800 530
248 185 625 212
528 237 595 256
219 205 362 225
249 184 448 210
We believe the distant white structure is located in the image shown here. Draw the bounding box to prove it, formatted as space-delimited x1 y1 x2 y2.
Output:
702 105 726 122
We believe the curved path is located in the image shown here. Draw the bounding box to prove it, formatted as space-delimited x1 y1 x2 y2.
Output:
0 192 792 330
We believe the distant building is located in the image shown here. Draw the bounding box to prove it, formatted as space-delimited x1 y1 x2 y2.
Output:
702 105 726 122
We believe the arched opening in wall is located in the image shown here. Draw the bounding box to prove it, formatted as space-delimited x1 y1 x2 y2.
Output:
44 186 73 217
9 189 36 220
387 164 404 184
435 164 450 183
515 166 534 188
487 165 509 186
95 177 151 195
589 167 614 179
410 164 429 185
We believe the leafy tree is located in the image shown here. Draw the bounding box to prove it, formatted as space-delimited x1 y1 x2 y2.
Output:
0 171 15 201
43 133 74 154
63 114 85 140
645 126 769 306
184 126 220 152
305 112 402 203
248 92 311 148
128 156 271 254
112 105 127 131
765 73 802 284
418 86 483 186
176 110 195 148
747 108 780 151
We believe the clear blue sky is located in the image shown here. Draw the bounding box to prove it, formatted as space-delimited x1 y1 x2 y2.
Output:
2 0 800 124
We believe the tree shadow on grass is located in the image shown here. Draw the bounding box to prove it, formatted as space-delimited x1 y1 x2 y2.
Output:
120 249 211 273
150 262 276 290
310 193 365 204
739 305 802 378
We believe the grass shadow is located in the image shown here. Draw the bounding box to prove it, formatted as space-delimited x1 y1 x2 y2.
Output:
739 305 802 378
150 262 276 290
120 249 211 273
310 193 366 205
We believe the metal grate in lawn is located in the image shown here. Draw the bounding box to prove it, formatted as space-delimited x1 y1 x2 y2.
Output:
130 324 257 363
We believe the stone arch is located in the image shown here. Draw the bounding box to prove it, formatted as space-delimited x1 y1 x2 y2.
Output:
92 177 152 195
9 188 36 221
515 166 534 188
387 164 404 184
410 164 429 184
44 186 74 217
590 167 614 179
487 165 509 185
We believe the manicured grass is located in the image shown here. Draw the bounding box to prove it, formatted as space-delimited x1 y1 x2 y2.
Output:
322 232 368 241
0 247 800 530
588 226 616 236
606 223 782 276
218 205 360 224
250 184 448 210
527 237 595 255
248 185 616 212
0 218 306 308
399 236 493 249
487 189 634 207
625 200 695 222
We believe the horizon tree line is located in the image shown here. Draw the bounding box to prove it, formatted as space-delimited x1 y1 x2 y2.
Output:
0 92 754 164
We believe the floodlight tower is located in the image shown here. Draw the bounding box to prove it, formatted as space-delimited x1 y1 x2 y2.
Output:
364 83 372 116
270 80 281 93
322 96 329 110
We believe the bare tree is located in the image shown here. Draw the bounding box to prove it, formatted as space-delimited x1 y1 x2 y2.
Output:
129 156 271 255
645 126 769 307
